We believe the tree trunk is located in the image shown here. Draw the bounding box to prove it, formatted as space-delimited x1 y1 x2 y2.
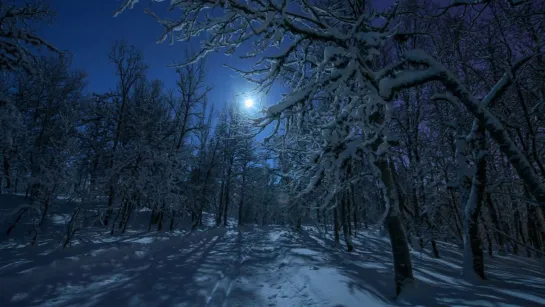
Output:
431 240 439 258
486 193 505 254
513 202 524 255
38 190 51 227
376 159 413 296
148 203 157 232
6 208 28 236
424 216 440 258
238 167 247 226
110 202 123 235
199 169 213 226
217 180 225 226
64 208 81 248
351 187 359 235
169 209 176 232
157 211 164 231
347 190 353 236
296 201 302 231
118 197 128 230
333 205 340 247
262 199 268 226
462 121 486 280
3 153 12 189
480 214 493 257
527 205 542 255
341 190 354 252
223 179 231 227
223 152 235 227
157 201 166 232
104 185 116 226
323 210 328 233
122 203 135 234
448 191 464 247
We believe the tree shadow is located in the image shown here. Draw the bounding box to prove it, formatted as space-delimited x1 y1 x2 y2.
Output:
0 227 257 307
2 224 544 307
300 227 545 306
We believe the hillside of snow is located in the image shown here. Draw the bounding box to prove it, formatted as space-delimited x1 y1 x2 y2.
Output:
1 194 545 306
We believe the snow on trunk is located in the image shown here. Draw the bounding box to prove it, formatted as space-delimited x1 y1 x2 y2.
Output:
463 122 486 280
376 158 414 296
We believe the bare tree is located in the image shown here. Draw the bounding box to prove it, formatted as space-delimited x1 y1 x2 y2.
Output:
102 41 147 226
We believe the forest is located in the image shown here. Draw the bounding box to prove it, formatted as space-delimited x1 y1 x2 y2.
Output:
1 0 545 306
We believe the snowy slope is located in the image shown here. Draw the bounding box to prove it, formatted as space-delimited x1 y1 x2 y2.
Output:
1 221 545 306
1 194 545 306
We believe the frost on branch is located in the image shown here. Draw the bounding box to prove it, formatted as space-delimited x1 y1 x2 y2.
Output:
114 0 415 294
0 1 60 74
378 48 545 206
115 0 397 182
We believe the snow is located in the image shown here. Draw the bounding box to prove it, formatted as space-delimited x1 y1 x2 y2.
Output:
127 237 154 244
0 222 543 307
0 191 542 307
291 248 319 256
10 293 28 302
268 230 288 242
494 289 545 305
51 214 71 225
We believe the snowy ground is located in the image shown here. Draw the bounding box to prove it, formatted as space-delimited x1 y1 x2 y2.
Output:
1 196 545 306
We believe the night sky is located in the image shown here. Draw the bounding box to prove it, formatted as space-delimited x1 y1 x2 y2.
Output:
40 0 283 113
40 0 392 115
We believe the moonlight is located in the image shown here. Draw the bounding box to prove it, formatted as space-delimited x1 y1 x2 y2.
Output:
244 98 254 108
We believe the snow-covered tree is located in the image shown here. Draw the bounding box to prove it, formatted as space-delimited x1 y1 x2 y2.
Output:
116 0 545 295
116 0 416 294
4 55 85 241
0 0 60 74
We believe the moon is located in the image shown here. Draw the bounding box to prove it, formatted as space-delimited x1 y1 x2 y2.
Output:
244 98 254 108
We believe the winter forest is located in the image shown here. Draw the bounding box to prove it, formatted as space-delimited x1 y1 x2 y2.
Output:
1 0 545 306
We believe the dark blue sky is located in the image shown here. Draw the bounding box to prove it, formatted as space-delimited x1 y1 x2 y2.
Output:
40 0 281 112
40 0 392 115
